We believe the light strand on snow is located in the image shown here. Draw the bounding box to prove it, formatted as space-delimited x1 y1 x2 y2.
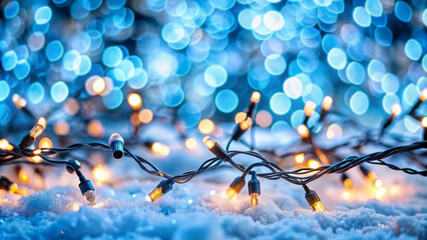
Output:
1 91 426 210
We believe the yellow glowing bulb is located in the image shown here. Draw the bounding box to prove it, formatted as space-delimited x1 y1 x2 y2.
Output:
295 153 304 163
198 119 215 134
234 112 247 123
322 96 333 111
127 93 142 110
420 88 427 101
375 187 386 199
185 138 197 149
304 101 316 117
225 187 237 200
39 137 53 149
9 183 19 194
391 103 401 116
12 94 27 108
367 172 376 183
308 159 320 169
19 170 29 184
374 180 382 188
342 191 351 200
33 149 42 155
297 124 310 139
0 139 13 150
31 155 43 163
251 91 261 103
311 201 324 212
202 136 216 149
29 117 47 139
92 78 106 95
239 118 252 131
250 193 259 206
93 164 108 182
421 117 427 127
146 187 163 202
344 178 353 189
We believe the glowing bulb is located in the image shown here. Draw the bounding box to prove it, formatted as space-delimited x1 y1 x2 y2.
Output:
146 180 173 202
127 93 142 110
93 164 108 182
250 193 259 206
198 119 215 134
19 170 29 184
220 191 227 199
0 139 13 150
12 94 27 109
342 191 351 200
304 101 316 117
39 137 53 149
31 155 43 163
312 201 324 212
29 117 47 139
344 178 352 189
375 187 386 199
251 91 261 103
421 117 427 127
92 77 106 95
234 112 247 123
295 153 304 163
297 124 310 139
308 159 320 169
239 118 252 131
391 103 401 116
9 183 19 194
202 136 216 149
185 138 197 149
225 187 237 200
420 88 427 101
374 180 382 188
322 96 333 111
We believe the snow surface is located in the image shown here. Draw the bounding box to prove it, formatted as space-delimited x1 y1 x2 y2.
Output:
1 126 426 239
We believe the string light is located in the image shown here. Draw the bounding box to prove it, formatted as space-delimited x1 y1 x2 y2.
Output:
12 94 27 109
248 171 261 206
308 159 320 169
295 153 304 164
230 117 252 141
297 124 310 139
146 180 173 202
108 133 124 159
341 173 353 189
246 91 261 118
127 93 142 110
0 139 14 150
224 176 245 200
304 101 316 117
203 136 230 162
303 185 324 212
19 117 47 149
322 96 333 111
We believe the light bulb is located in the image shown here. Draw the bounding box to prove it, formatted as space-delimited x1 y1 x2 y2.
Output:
30 117 47 139
304 101 316 117
108 133 124 159
225 177 245 200
202 136 230 161
250 91 261 103
12 94 27 109
304 185 324 212
146 180 173 202
127 93 142 110
297 124 310 139
0 139 13 150
322 96 333 111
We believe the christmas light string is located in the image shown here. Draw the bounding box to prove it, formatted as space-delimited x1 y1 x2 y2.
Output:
1 91 426 212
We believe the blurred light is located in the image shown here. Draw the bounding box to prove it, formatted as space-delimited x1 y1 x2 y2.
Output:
365 0 383 17
353 7 371 27
185 138 197 150
350 91 369 115
235 112 247 123
54 121 70 136
297 124 310 139
1 50 18 71
342 191 351 200
139 109 153 124
46 41 64 61
404 39 422 61
264 54 286 76
327 48 347 70
19 170 29 184
63 98 80 116
215 89 238 113
326 124 343 139
93 164 108 183
35 6 52 25
295 153 304 164
204 65 227 87
87 119 105 138
50 81 69 103
102 46 123 68
151 142 170 156
375 187 386 199
4 1 20 19
255 110 272 128
394 1 412 22
263 11 284 31
283 77 303 99
198 119 215 134
391 103 402 116
39 137 53 149
127 93 142 110
308 159 320 169
270 93 291 115
0 81 10 101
